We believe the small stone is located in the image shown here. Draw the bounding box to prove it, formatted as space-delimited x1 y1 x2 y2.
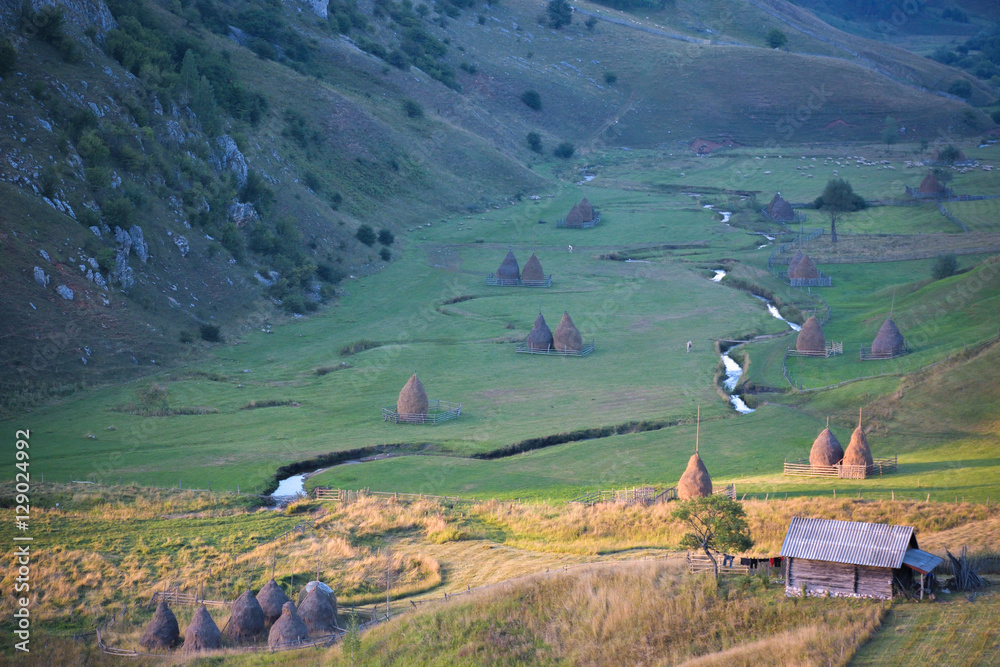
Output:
33 266 49 287
56 285 74 300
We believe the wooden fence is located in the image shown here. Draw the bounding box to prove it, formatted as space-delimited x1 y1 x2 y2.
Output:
787 342 843 358
686 552 749 575
713 484 737 500
568 486 676 506
381 400 461 424
148 585 227 608
783 456 898 479
514 341 596 356
313 488 477 505
556 213 601 229
859 341 909 361
485 274 553 287
789 274 833 288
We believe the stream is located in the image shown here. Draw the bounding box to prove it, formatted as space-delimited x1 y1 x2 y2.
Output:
753 295 801 331
269 468 327 501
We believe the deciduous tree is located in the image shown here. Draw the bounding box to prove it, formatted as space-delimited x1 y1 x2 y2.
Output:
672 495 753 579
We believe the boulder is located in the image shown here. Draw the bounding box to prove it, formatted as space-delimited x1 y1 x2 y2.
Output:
33 267 49 287
56 285 74 300
214 135 249 189
227 202 259 228
129 226 148 262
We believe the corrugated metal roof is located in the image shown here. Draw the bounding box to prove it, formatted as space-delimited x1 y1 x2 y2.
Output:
903 548 943 574
780 517 913 568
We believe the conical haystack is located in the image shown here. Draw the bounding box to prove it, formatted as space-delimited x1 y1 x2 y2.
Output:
871 318 905 356
224 589 266 643
678 453 713 499
553 311 583 352
267 601 308 650
139 601 180 650
578 198 594 222
183 605 221 652
809 423 843 467
397 373 429 416
521 253 545 282
526 313 554 351
296 580 335 605
496 250 520 281
768 193 795 222
790 254 820 281
919 171 945 195
796 316 826 353
843 415 874 468
787 250 804 280
298 588 337 636
256 579 290 626
564 204 585 227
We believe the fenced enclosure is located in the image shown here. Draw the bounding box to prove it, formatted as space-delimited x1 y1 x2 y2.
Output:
713 484 737 500
381 399 461 424
568 486 676 506
313 488 477 505
556 213 601 229
485 274 553 287
787 342 843 358
789 273 833 288
783 456 898 479
859 342 909 360
147 585 227 608
515 341 596 356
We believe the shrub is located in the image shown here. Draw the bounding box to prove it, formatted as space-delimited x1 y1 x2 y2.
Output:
339 339 381 356
603 71 617 85
102 197 135 228
766 28 787 49
0 38 16 78
948 79 972 99
932 253 958 280
282 294 305 314
521 89 542 111
992 110 1000 126
316 263 345 283
546 0 571 29
553 142 575 159
527 132 543 153
179 330 194 343
355 224 376 246
199 324 222 342
85 166 111 188
379 247 391 261
585 16 597 32
377 229 395 245
402 99 423 118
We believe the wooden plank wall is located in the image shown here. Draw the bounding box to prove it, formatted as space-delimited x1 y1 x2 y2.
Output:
785 558 893 599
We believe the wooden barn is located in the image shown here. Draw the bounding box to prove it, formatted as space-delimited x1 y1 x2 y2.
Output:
780 517 942 600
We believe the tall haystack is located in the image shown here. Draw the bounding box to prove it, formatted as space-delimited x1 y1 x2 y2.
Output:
298 588 337 636
564 204 585 228
526 313 554 351
521 253 545 282
553 311 583 352
578 198 594 222
267 601 308 650
787 250 805 280
256 579 290 626
919 171 945 195
496 250 520 281
767 193 795 222
223 589 266 643
397 373 429 416
843 411 874 468
183 605 221 652
790 254 820 281
809 419 843 467
139 601 180 650
678 453 713 499
796 316 826 353
871 318 905 356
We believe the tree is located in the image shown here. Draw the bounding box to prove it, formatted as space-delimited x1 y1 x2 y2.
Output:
0 38 17 78
932 253 958 280
603 71 617 85
402 99 423 118
766 28 787 49
814 178 865 243
672 495 752 579
546 0 572 29
521 89 541 111
355 224 376 246
585 16 597 32
881 116 898 146
526 131 543 153
553 141 575 159
938 144 963 164
948 79 972 99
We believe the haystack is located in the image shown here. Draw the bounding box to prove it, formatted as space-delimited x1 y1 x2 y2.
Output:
843 413 874 468
678 453 713 499
871 318 905 356
789 254 820 281
578 198 594 222
397 373 429 416
296 580 335 605
796 316 826 353
298 588 337 636
183 605 221 652
223 589 266 643
521 253 545 282
809 421 843 467
564 204 585 228
139 601 180 650
256 579 290 626
553 311 583 352
496 250 520 281
787 250 804 280
767 193 795 222
526 313 554 351
267 601 308 650
919 171 945 195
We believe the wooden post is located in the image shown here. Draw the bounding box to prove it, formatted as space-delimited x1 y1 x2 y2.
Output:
920 573 925 601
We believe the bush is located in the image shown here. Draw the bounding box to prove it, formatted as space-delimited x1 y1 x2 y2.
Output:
585 16 597 32
199 324 222 342
546 0 571 29
102 197 135 228
0 38 17 78
402 99 423 118
379 247 391 261
766 28 787 49
521 89 542 111
378 229 395 245
932 253 958 280
355 224 376 246
992 110 1000 126
85 166 111 188
948 79 972 99
527 132 543 153
179 330 194 343
603 71 617 85
553 142 575 159
316 263 345 283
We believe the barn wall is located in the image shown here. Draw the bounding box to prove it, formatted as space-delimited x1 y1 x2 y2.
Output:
785 558 893 599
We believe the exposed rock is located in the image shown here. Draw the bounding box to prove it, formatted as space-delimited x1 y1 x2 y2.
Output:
110 171 121 189
89 225 102 237
227 201 259 228
39 249 50 262
163 121 185 145
56 284 74 300
129 225 148 262
173 235 190 257
152 97 163 115
92 271 107 289
33 266 49 287
114 226 132 255
213 135 249 189
297 0 328 18
30 0 117 34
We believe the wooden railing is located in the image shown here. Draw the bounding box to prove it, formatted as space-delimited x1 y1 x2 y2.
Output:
568 486 676 506
859 342 909 361
556 213 601 229
485 274 553 287
381 400 461 424
313 488 476 505
787 342 843 358
514 341 596 356
783 456 898 479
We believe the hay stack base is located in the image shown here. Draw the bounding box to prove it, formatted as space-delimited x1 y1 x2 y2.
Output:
382 399 462 424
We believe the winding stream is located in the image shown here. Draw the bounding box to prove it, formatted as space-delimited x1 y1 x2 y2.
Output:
721 351 755 414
